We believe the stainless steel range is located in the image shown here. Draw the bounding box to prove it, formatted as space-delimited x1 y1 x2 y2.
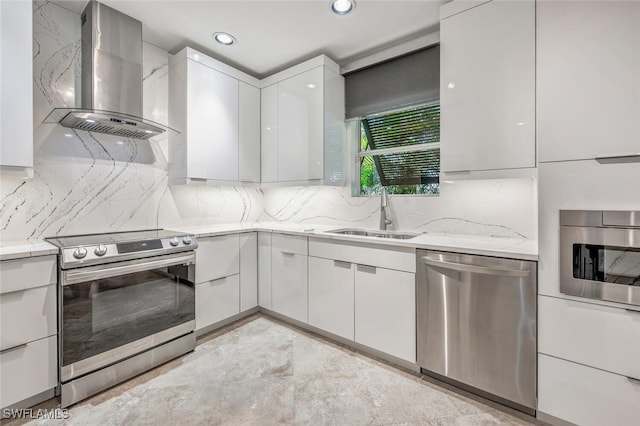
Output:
46 229 197 407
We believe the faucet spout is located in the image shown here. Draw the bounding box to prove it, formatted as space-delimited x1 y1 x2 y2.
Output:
379 187 393 230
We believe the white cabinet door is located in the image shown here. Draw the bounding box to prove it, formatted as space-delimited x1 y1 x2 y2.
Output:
355 265 416 362
277 66 324 181
539 354 640 426
195 235 240 284
0 336 57 409
271 234 308 323
186 59 239 181
308 257 354 340
0 0 32 169
239 82 261 182
257 232 272 309
537 1 640 162
196 275 240 331
440 0 535 172
260 84 279 183
239 233 258 312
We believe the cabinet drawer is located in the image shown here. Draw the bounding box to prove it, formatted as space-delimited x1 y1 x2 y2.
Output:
539 296 640 379
309 238 415 273
195 274 240 331
1 336 57 408
0 284 56 351
272 233 307 256
539 354 640 426
195 235 240 284
0 255 56 294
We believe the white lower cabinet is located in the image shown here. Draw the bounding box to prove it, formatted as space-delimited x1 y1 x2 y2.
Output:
257 232 272 309
539 354 640 426
271 234 308 323
308 257 354 340
239 233 258 312
0 255 57 409
308 238 416 363
354 265 416 363
195 233 257 332
0 336 57 409
196 275 240 331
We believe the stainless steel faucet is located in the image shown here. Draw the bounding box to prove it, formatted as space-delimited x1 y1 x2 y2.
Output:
379 187 392 230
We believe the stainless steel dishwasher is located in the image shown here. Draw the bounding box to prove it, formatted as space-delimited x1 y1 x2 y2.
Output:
416 250 537 414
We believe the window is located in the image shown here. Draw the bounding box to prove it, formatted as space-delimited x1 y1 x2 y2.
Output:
357 102 440 195
344 44 440 196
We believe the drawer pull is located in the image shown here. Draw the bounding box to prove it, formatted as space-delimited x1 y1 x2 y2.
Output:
0 343 28 354
357 264 377 274
596 154 640 164
627 376 640 386
281 251 296 256
333 260 351 269
625 309 640 314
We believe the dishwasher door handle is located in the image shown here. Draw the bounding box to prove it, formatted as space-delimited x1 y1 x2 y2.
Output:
421 256 530 278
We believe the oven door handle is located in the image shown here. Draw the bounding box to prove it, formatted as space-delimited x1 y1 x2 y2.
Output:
62 252 196 286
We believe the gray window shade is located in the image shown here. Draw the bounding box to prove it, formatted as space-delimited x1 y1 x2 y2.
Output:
345 45 440 119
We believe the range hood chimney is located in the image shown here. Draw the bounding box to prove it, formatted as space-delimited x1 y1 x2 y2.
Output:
46 1 172 140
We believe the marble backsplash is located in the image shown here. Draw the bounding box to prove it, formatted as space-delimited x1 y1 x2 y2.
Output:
0 1 536 243
262 178 536 239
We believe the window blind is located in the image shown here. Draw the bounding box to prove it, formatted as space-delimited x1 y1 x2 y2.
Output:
345 45 440 119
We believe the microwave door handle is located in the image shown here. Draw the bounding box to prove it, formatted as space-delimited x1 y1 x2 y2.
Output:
421 256 531 278
62 252 196 286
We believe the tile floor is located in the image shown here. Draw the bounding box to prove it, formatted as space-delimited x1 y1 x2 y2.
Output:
19 315 537 425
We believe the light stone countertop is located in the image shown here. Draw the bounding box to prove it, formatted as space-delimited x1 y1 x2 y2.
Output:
0 240 59 261
0 222 538 262
170 222 539 261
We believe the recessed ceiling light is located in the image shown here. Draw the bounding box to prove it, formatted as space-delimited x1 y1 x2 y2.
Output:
213 32 236 46
330 0 355 15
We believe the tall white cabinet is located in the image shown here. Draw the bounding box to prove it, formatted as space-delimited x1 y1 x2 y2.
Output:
537 0 640 163
0 0 33 173
261 55 345 185
169 48 261 184
440 0 535 173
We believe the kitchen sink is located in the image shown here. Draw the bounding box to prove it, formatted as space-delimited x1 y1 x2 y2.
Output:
326 228 420 240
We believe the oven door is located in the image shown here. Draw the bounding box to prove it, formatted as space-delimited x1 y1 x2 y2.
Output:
560 226 640 306
60 251 196 382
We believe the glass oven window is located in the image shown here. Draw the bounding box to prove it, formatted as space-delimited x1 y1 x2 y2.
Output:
573 244 640 285
62 263 195 367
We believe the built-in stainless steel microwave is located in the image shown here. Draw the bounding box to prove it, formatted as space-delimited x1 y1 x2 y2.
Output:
560 210 640 306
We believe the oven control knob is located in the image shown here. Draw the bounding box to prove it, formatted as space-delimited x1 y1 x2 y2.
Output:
73 247 87 259
182 236 192 245
169 237 180 247
94 245 107 256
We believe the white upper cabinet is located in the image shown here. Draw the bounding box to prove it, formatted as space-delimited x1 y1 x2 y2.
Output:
261 55 345 185
0 0 33 172
238 83 261 182
537 1 640 163
440 0 535 173
169 47 261 184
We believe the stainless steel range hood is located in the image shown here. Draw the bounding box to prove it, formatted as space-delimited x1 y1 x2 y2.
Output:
45 1 174 140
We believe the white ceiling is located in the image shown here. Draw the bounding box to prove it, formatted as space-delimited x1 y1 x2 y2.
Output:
51 0 446 78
